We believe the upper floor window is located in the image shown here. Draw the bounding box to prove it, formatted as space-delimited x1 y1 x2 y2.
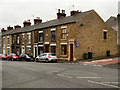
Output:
7 37 9 45
27 33 31 43
16 35 19 44
12 36 14 44
51 31 56 41
61 28 67 39
39 31 43 42
22 34 25 44
103 30 107 39
3 37 5 47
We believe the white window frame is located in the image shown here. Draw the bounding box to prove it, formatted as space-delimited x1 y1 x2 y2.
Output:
27 33 31 44
39 31 43 42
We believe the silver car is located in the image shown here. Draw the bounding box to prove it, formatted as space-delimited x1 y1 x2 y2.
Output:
36 53 58 62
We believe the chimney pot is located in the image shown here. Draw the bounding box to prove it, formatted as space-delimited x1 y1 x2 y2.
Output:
70 10 80 16
58 9 60 13
1 28 7 32
7 25 13 30
57 9 66 19
14 25 21 29
62 10 65 13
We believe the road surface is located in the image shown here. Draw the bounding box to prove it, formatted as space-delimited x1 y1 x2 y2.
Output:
2 60 119 88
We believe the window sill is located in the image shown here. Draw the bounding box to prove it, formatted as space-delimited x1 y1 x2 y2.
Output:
51 40 56 42
103 39 107 42
27 42 31 44
60 55 68 58
61 39 67 40
38 42 43 43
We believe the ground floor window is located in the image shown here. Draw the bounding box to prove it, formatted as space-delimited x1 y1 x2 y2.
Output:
7 48 10 54
51 46 56 54
38 47 43 55
16 47 20 55
3 48 5 54
27 47 31 54
61 45 67 55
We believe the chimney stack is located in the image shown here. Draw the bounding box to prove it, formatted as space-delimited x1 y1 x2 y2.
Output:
1 28 7 32
34 17 42 25
7 25 13 30
23 19 31 27
57 9 66 19
70 10 80 16
14 25 21 29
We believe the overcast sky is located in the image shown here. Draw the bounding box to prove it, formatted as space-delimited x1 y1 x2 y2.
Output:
0 0 119 30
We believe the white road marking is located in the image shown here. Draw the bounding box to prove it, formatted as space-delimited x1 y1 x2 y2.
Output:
57 74 64 76
64 76 72 78
88 80 119 88
103 82 119 84
84 64 87 65
48 71 58 74
76 77 101 79
57 74 72 78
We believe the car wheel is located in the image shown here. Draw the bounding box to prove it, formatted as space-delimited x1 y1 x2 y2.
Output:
45 59 49 63
12 58 14 61
36 58 38 62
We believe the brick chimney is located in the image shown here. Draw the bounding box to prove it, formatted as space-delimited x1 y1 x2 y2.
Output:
57 9 66 19
14 25 21 29
7 25 13 30
1 28 7 32
70 10 80 16
23 19 31 27
34 17 42 25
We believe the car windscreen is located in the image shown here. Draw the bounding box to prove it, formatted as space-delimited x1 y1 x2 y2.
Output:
26 54 33 58
43 54 47 56
2 54 7 56
48 54 56 56
51 54 56 56
12 54 18 56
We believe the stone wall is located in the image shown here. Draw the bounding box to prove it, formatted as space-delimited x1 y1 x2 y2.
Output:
75 10 118 60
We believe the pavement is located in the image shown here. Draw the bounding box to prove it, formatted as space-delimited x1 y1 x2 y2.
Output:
79 57 120 66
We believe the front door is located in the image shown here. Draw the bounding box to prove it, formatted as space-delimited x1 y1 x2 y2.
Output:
35 47 37 58
70 44 73 60
38 47 43 55
22 46 25 54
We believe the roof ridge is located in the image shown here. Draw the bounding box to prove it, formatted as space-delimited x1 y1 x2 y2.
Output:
2 9 93 36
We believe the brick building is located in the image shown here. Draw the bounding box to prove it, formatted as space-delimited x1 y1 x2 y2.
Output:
1 9 118 61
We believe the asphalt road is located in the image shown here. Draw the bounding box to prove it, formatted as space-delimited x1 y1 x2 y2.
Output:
1 60 119 88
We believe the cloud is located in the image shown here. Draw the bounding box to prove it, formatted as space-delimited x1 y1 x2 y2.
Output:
0 0 119 29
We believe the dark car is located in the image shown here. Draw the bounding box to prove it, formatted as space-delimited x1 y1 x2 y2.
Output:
0 54 8 60
20 54 35 61
7 53 20 61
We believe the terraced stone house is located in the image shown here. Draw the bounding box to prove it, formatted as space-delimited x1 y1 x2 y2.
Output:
1 9 118 61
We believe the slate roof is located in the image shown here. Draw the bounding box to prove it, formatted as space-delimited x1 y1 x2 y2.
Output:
2 10 93 36
106 16 118 31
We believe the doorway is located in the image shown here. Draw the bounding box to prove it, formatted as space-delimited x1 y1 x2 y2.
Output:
70 44 73 60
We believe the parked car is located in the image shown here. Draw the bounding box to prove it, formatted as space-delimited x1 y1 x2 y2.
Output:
0 54 8 60
20 53 35 61
7 53 20 61
36 53 58 62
